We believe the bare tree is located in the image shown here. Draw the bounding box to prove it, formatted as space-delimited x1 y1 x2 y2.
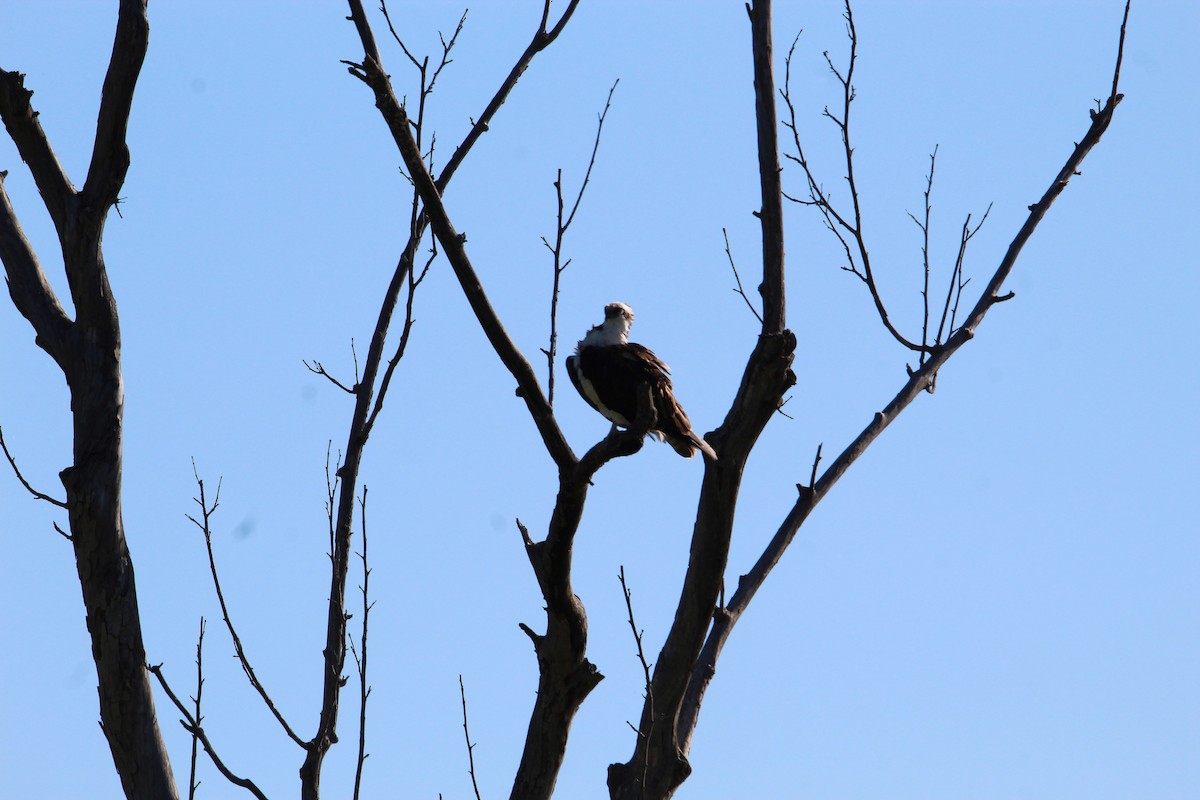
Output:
343 1 1129 799
1 2 1129 799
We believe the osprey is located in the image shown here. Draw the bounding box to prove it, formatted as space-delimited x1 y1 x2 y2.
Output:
566 302 717 460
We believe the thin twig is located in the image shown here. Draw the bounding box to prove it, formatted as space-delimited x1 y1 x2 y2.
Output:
0 424 68 508
619 566 653 798
187 463 306 748
544 79 619 406
188 617 206 800
782 4 930 352
325 443 341 558
723 228 763 324
350 487 373 800
459 675 484 800
910 146 937 366
935 205 991 349
365 238 435 438
303 359 356 394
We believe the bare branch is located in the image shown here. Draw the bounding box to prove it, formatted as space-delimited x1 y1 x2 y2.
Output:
364 239 433 438
459 675 484 800
749 0 786 333
187 464 306 749
0 72 75 238
345 53 575 469
188 618 206 800
618 566 654 797
618 567 654 735
913 147 937 366
935 205 991 351
544 79 620 406
304 359 356 395
81 0 148 214
681 1 1131 754
350 488 372 800
722 228 763 324
435 0 583 193
148 664 269 800
0 424 68 508
781 3 929 352
0 170 73 364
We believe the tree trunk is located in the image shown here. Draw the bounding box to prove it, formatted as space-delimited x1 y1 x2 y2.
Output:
62 309 179 799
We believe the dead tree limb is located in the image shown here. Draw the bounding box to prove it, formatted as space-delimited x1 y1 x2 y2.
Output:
0 424 68 508
678 0 1131 768
0 2 178 797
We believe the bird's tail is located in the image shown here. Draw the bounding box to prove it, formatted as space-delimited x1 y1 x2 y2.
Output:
664 430 718 461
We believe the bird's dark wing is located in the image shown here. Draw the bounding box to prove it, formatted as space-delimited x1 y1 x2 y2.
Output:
570 344 717 460
566 355 603 416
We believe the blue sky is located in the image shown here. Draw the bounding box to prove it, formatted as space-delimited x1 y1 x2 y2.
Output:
2 2 1197 798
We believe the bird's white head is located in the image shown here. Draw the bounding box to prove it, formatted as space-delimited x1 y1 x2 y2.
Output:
580 301 634 348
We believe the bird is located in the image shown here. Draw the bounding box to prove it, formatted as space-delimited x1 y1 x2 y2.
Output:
566 302 717 460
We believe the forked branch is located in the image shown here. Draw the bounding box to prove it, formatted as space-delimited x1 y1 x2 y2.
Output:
148 663 269 800
681 0 1132 756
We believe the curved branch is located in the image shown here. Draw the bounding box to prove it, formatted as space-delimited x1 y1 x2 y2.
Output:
148 664 269 800
781 3 928 352
0 424 68 508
